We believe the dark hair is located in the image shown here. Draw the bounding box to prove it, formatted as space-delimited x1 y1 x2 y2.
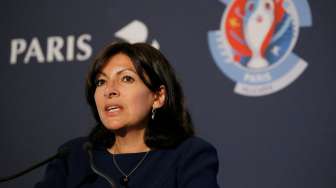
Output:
86 42 194 149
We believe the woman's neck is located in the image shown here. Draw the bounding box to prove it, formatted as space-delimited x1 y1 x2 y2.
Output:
108 127 150 154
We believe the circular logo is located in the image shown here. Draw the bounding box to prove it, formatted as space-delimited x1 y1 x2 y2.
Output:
208 0 312 96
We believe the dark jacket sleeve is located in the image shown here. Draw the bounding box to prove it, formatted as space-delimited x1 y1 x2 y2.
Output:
177 137 220 188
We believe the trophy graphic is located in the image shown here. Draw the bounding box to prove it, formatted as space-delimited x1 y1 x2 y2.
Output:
208 0 311 96
243 0 275 69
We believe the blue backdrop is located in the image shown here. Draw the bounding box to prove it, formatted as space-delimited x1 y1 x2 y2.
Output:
1 0 335 187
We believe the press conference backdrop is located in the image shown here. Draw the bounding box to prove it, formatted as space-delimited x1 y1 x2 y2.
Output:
1 0 335 188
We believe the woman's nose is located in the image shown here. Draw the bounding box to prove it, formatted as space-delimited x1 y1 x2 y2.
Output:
103 82 120 98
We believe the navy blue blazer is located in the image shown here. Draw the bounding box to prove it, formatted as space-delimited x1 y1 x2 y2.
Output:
35 136 220 188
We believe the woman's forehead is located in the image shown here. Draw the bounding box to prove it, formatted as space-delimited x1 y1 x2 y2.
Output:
99 54 137 73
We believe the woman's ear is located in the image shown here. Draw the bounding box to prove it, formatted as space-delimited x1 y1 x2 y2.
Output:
152 85 166 109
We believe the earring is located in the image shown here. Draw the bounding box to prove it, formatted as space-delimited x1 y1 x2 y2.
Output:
151 108 156 120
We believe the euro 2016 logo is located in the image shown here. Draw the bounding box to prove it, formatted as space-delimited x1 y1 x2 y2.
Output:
208 0 312 96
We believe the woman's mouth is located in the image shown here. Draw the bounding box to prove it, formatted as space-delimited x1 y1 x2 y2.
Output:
104 105 122 115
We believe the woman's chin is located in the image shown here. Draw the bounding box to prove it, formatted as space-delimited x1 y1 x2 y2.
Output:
102 122 125 131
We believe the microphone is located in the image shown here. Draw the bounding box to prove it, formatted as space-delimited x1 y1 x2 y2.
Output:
0 147 69 183
83 142 118 188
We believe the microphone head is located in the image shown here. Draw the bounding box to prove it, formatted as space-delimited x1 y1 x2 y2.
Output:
83 142 93 151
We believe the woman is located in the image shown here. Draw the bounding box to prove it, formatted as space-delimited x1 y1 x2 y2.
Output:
35 42 219 188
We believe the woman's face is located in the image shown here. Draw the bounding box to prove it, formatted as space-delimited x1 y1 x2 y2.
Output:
94 53 158 131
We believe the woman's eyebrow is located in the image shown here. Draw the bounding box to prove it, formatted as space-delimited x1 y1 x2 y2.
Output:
97 67 136 77
114 68 136 75
96 71 107 78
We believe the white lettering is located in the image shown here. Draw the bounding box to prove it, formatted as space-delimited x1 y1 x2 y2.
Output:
47 36 64 62
24 38 45 63
66 35 75 61
244 72 272 83
76 34 92 61
10 34 92 64
10 39 27 64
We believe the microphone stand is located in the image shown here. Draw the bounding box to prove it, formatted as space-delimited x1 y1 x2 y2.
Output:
0 147 69 183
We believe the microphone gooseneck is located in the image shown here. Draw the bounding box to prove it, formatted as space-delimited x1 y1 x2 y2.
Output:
83 142 118 188
0 147 70 183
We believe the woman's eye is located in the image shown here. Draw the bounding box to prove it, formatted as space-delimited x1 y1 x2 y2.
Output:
121 75 135 83
95 79 106 87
